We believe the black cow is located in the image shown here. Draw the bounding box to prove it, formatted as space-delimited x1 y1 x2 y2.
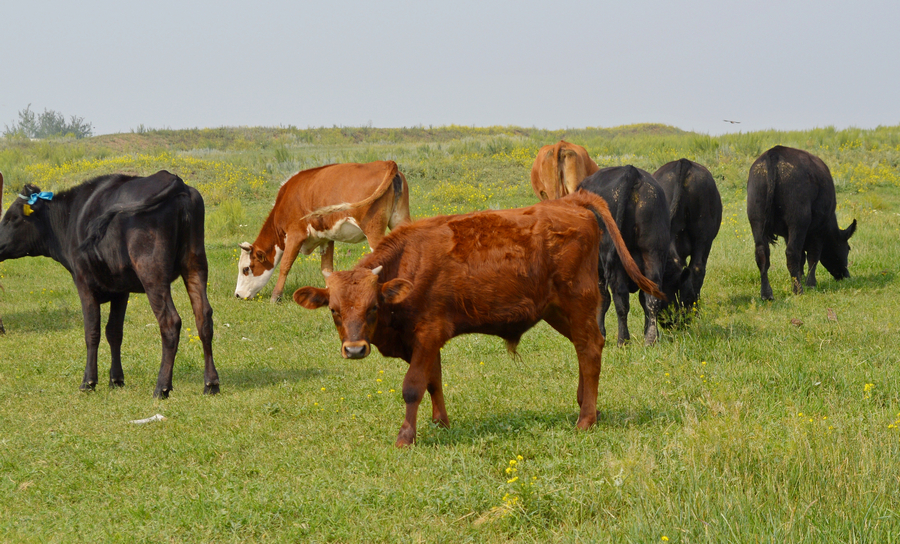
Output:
0 170 219 397
653 159 722 323
578 166 675 345
747 146 857 300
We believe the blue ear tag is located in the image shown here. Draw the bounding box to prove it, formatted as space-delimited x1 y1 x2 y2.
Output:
26 191 54 205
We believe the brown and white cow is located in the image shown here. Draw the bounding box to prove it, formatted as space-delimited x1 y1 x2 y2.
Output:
530 140 599 201
294 190 664 446
235 161 411 301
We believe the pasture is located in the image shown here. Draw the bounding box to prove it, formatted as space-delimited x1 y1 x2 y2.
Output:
1 124 898 542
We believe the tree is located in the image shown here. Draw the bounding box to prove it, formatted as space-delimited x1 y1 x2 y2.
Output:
3 104 93 139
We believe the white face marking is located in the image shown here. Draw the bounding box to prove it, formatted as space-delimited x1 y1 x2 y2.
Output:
234 246 283 299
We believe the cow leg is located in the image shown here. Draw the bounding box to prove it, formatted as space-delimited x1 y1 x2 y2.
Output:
784 228 809 295
805 239 823 289
145 286 182 399
597 280 611 339
77 288 102 391
753 238 773 300
544 305 604 429
639 291 660 346
320 241 335 275
271 234 304 302
183 270 220 395
611 282 631 346
106 293 128 388
427 352 449 429
362 215 388 250
397 343 442 447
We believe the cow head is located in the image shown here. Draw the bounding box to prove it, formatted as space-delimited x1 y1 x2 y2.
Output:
234 242 281 299
0 184 53 261
293 266 412 359
820 219 857 280
658 253 694 328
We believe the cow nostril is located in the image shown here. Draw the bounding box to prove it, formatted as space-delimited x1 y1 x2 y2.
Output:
344 345 368 359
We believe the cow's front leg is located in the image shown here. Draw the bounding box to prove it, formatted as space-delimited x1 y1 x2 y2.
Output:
146 285 182 399
320 241 335 275
106 293 128 388
785 227 809 295
397 344 442 447
78 288 102 391
271 235 304 302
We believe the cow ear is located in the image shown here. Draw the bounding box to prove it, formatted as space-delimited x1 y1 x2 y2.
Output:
293 286 329 309
381 278 412 304
842 219 857 241
254 249 268 263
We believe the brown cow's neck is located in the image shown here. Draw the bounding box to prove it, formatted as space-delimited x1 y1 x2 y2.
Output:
251 213 283 259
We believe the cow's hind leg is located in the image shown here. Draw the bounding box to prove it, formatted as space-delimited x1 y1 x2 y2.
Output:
77 287 102 391
145 285 182 399
183 269 219 395
544 305 604 430
785 227 809 295
106 293 128 388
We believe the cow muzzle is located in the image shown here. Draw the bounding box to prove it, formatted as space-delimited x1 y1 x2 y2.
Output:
342 341 371 359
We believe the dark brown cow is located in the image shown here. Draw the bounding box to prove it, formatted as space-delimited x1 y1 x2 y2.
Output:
235 161 411 301
531 141 599 200
294 191 664 446
0 171 4 334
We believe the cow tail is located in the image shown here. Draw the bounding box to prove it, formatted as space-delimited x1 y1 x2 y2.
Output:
78 176 187 257
302 162 399 220
763 150 778 244
669 159 690 223
578 190 667 301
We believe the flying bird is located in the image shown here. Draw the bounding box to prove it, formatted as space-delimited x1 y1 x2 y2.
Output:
723 119 741 124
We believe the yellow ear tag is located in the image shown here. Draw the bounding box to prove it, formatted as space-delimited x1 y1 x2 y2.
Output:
23 204 34 216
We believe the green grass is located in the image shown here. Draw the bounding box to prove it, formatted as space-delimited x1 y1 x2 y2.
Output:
1 125 899 542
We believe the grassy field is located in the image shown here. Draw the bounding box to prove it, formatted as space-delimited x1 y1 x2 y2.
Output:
0 125 899 542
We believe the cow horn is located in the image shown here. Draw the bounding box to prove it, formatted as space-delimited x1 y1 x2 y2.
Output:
371 266 383 276
239 242 252 252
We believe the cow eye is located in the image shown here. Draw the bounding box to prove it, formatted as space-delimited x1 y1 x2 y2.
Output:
242 267 250 275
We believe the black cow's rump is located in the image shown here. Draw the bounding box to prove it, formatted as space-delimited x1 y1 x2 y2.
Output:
578 165 676 345
653 159 722 323
746 146 857 300
0 170 219 397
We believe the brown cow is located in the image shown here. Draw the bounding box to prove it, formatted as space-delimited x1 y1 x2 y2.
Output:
294 191 664 446
0 171 4 333
530 140 599 200
235 161 411 301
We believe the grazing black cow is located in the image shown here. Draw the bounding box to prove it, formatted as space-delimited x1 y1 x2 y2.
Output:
653 159 722 323
747 146 857 300
0 170 219 397
578 166 675 345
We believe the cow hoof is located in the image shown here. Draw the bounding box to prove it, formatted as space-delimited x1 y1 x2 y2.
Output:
204 382 220 395
109 380 125 389
153 387 171 399
80 381 97 392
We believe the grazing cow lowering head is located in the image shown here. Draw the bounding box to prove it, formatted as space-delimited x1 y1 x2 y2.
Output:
747 146 857 300
295 191 664 446
234 161 410 301
652 158 723 326
0 171 219 397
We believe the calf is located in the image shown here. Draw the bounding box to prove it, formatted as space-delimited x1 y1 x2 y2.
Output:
235 161 411 301
578 166 675 345
0 171 219 397
294 191 664 446
653 159 722 323
747 146 857 299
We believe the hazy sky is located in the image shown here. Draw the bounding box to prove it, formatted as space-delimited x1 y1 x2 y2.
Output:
3 1 899 136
